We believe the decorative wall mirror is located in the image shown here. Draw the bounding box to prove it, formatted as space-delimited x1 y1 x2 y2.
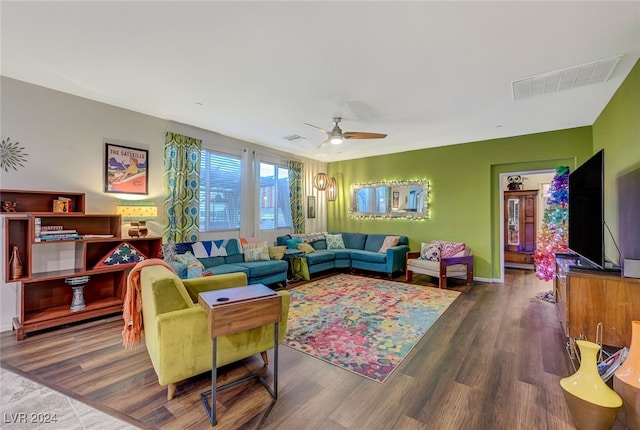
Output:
350 180 429 218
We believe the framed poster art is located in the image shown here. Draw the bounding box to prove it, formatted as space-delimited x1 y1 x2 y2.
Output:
307 196 316 219
105 143 149 195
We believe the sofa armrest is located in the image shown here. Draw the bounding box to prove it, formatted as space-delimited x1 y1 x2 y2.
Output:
182 272 248 302
386 244 411 273
439 255 474 287
150 307 212 386
407 251 420 260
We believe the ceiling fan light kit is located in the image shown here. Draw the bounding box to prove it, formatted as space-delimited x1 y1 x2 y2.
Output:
306 117 387 148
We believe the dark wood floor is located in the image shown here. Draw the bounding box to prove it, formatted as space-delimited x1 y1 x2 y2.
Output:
0 269 625 429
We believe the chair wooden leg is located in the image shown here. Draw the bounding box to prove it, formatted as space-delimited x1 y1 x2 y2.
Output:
167 383 177 400
466 263 474 286
261 351 268 365
439 274 447 289
406 270 413 282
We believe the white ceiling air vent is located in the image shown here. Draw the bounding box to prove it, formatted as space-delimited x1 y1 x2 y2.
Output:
512 54 623 100
283 134 306 141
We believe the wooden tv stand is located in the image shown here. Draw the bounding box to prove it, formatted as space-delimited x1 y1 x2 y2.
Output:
555 253 640 348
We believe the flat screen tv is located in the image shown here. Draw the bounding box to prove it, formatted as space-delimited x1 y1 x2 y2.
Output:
568 149 605 269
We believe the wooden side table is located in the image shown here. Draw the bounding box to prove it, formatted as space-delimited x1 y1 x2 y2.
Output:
198 284 282 426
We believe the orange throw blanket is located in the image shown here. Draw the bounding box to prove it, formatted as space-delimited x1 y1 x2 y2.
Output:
122 258 175 349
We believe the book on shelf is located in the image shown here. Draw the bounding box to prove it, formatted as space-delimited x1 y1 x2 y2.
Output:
40 225 64 231
39 229 78 235
38 234 81 241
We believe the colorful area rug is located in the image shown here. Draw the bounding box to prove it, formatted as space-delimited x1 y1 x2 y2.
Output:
283 274 460 383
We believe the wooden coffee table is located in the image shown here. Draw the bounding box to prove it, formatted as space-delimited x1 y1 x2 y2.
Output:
198 284 282 426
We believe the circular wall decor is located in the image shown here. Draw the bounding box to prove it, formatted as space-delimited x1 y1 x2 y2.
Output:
0 137 29 172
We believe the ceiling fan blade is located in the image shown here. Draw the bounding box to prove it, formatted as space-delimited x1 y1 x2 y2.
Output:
343 132 387 140
305 123 331 133
317 138 330 149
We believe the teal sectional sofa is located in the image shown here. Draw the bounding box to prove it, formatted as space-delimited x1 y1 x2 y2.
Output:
172 239 288 286
276 232 410 279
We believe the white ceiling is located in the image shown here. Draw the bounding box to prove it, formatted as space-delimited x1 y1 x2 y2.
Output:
2 1 639 162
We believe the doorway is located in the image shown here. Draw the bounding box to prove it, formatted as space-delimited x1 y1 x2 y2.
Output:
500 170 555 273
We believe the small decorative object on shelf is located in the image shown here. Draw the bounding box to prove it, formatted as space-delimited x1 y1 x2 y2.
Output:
2 200 17 212
64 276 90 312
8 245 23 280
128 221 149 237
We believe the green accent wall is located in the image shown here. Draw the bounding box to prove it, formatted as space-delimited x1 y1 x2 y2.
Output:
328 59 640 281
328 128 592 280
592 59 640 261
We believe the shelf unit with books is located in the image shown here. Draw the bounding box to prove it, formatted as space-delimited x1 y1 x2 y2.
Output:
1 189 162 340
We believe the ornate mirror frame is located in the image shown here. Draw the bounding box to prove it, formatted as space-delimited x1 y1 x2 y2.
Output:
349 180 430 219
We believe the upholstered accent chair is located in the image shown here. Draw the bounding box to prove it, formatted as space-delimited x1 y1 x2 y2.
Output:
405 240 474 289
139 264 290 400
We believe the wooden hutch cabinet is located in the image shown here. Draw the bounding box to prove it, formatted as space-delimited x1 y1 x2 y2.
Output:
554 253 640 348
504 190 538 265
2 190 161 340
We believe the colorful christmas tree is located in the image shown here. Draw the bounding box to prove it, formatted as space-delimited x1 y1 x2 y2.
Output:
534 166 570 281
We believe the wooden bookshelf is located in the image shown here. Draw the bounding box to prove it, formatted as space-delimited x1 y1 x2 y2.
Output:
2 189 161 340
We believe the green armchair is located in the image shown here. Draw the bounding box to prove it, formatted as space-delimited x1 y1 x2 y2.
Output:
138 264 291 400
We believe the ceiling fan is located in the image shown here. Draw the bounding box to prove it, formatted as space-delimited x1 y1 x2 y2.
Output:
305 117 387 148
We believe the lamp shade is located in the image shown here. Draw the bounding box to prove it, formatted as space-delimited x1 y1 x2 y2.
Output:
116 202 158 221
313 173 329 190
327 177 338 201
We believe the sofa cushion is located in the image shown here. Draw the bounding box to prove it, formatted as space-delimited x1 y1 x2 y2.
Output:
235 259 288 277
326 233 346 249
420 242 441 261
332 249 354 260
311 239 327 250
197 256 226 268
225 253 244 264
340 233 367 250
175 252 203 268
286 237 304 249
203 263 250 277
351 250 387 264
432 240 466 258
296 242 315 254
407 258 468 274
176 239 242 257
242 241 270 261
192 240 228 257
268 246 286 260
305 249 336 265
378 235 400 253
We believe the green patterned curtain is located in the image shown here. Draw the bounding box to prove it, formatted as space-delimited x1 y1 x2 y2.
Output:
163 132 201 243
288 160 305 234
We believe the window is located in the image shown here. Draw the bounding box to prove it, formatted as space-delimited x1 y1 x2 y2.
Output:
259 162 292 229
199 150 241 231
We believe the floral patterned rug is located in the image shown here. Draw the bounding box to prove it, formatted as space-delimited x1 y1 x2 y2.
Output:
283 274 461 383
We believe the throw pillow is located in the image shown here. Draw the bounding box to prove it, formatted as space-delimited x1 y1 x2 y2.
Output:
191 241 211 258
161 242 177 263
326 233 345 250
286 237 304 250
378 235 400 253
175 251 204 268
268 245 286 260
420 242 440 261
432 240 466 258
242 241 270 262
296 242 315 254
